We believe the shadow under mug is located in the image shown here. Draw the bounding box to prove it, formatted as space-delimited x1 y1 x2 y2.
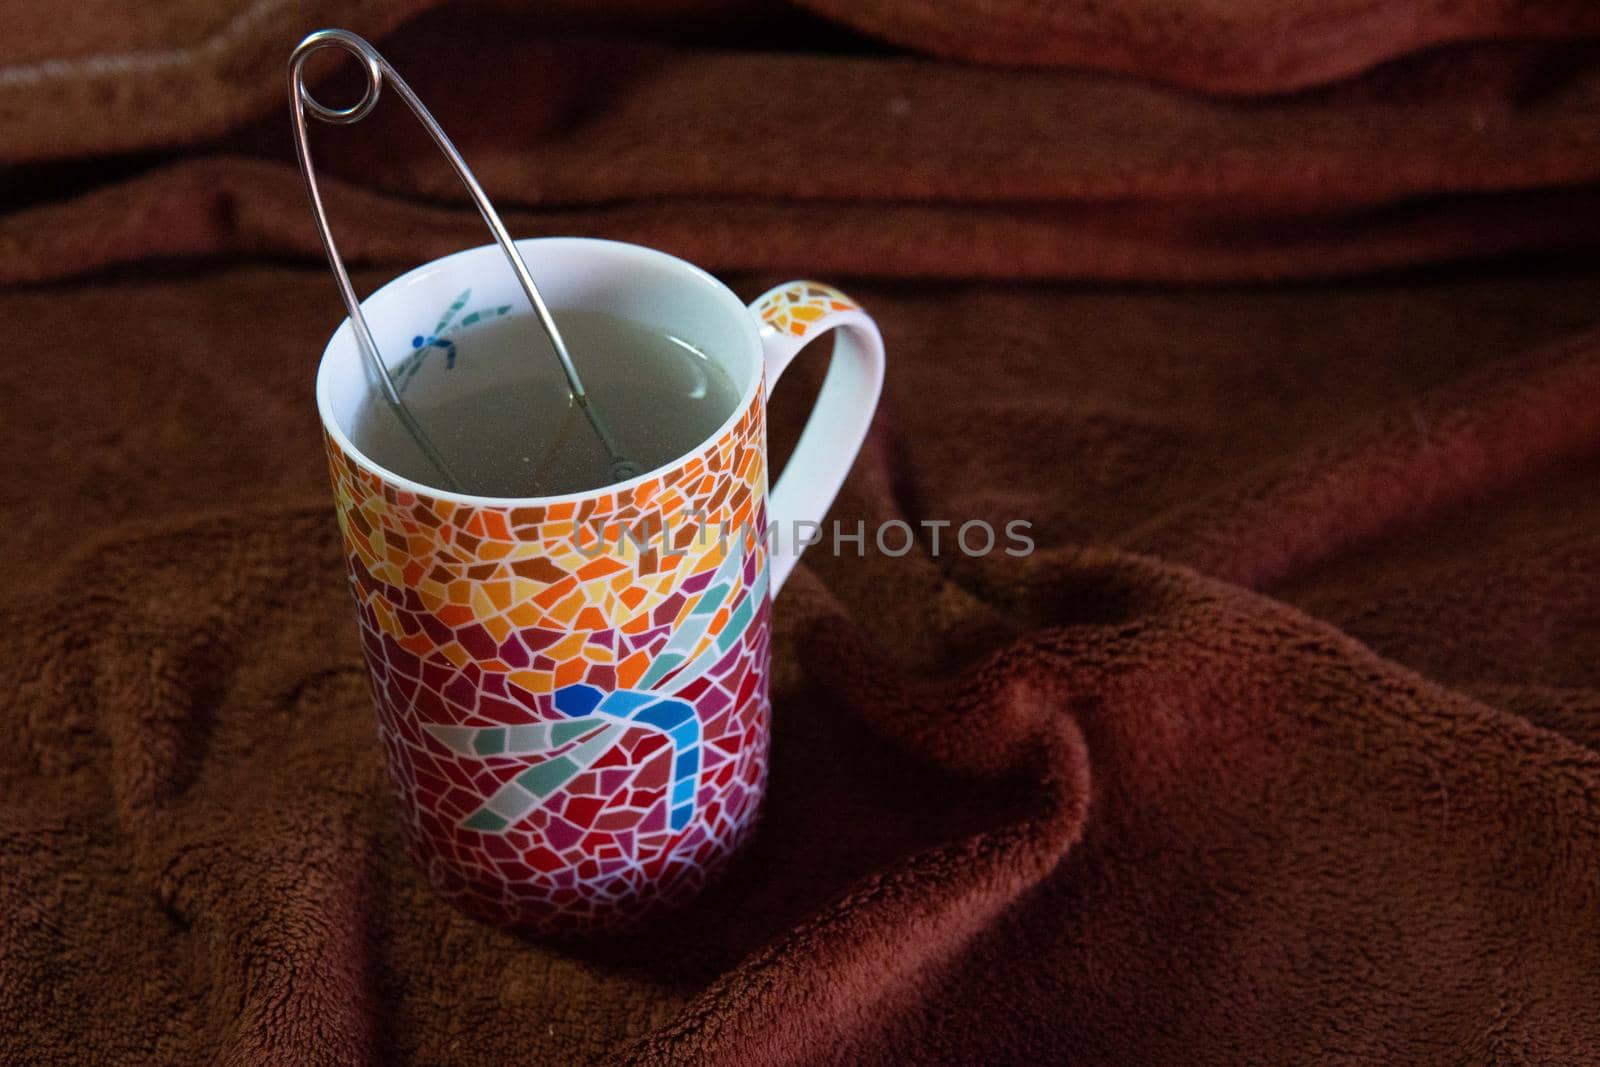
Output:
315 238 884 932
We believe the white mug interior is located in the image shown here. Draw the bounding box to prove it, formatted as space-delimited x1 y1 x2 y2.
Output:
315 237 764 504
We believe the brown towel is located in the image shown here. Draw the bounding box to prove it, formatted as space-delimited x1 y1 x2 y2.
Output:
3 3 1600 1064
10 21 1600 285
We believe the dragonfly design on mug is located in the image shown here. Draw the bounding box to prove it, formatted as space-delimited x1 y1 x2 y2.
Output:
392 288 514 392
423 535 767 834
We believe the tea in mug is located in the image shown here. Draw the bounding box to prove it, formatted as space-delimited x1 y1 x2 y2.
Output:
353 310 740 497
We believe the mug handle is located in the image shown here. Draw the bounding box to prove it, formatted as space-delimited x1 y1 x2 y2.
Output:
750 281 886 595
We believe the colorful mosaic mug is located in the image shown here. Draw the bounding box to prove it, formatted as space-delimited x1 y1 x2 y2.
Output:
315 238 884 931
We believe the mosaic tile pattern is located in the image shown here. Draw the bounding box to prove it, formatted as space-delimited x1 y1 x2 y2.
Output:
753 281 860 337
325 388 771 932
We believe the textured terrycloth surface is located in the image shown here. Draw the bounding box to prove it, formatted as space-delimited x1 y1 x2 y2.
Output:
4 3 1600 1065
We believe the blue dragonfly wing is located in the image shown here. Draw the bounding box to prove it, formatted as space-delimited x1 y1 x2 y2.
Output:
457 720 624 833
424 718 608 758
644 538 767 695
434 289 471 335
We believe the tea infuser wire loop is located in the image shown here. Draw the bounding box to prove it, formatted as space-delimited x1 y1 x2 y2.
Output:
289 29 640 488
296 31 382 124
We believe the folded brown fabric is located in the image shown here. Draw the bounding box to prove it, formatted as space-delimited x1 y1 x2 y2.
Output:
7 0 1600 162
4 260 1600 1063
11 155 1600 287
798 0 1600 91
8 30 1600 286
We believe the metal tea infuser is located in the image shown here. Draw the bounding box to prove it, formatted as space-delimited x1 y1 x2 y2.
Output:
288 28 639 491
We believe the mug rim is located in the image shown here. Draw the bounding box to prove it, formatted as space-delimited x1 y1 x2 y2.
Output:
315 236 765 507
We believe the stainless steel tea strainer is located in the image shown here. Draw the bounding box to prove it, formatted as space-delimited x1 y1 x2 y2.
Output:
289 28 639 490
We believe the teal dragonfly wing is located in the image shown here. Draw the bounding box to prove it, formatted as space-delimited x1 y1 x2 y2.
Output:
425 537 767 833
391 287 516 390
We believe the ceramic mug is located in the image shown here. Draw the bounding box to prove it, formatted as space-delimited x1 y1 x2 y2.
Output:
316 238 884 931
